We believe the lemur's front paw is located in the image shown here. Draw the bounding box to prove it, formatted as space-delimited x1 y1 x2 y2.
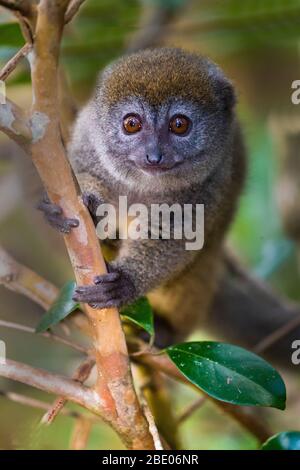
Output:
73 266 136 309
37 194 79 234
82 191 102 219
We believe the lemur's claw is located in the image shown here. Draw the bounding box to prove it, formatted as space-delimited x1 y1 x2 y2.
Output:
37 194 79 234
73 268 135 309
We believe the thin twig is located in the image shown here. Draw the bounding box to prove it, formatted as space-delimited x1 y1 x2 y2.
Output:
0 319 88 354
139 367 180 450
0 359 102 414
0 389 99 423
177 397 206 425
0 245 56 310
0 43 32 81
254 314 300 354
127 2 180 53
0 0 33 17
65 0 86 24
41 357 95 425
140 393 164 451
69 416 93 450
0 245 89 335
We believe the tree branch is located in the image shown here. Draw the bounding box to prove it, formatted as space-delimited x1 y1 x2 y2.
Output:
65 0 86 24
0 319 88 354
41 357 95 424
0 43 32 82
140 392 163 451
69 416 92 450
0 359 101 413
0 0 34 17
139 367 180 449
127 2 181 53
254 315 300 354
177 397 206 425
0 389 99 422
0 245 59 310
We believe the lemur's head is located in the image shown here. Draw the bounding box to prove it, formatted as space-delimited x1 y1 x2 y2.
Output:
90 48 236 191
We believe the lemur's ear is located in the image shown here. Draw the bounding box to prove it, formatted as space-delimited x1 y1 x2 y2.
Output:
207 61 236 112
219 78 236 112
217 78 236 112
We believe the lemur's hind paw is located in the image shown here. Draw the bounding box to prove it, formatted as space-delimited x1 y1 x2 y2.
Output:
37 194 79 234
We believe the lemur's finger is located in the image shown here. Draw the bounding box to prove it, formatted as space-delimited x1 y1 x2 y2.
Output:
94 272 120 284
37 193 79 233
73 283 119 303
60 218 79 233
46 214 79 232
37 199 62 216
88 300 122 309
74 283 117 296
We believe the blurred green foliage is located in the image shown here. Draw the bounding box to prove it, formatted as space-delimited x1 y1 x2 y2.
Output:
143 0 187 9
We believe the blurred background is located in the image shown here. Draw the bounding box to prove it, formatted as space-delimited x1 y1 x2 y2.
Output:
1 0 300 450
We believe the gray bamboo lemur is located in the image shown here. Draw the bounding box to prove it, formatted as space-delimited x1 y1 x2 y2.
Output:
39 48 246 342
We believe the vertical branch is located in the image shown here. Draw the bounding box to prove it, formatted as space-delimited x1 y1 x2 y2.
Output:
24 0 153 450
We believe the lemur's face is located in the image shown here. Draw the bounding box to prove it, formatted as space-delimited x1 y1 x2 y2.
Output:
117 100 193 174
93 49 236 191
102 97 231 177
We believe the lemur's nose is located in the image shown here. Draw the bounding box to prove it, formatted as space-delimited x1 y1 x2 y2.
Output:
146 153 163 165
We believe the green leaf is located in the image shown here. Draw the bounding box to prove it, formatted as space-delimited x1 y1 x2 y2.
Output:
36 281 79 333
121 297 154 336
166 341 286 409
262 432 300 450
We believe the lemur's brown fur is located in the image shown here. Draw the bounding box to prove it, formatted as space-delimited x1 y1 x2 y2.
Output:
99 48 216 107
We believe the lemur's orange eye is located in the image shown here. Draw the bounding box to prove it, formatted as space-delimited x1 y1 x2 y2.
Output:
123 115 142 134
169 115 190 135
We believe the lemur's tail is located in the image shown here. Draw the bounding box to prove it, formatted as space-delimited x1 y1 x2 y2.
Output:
206 251 300 368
